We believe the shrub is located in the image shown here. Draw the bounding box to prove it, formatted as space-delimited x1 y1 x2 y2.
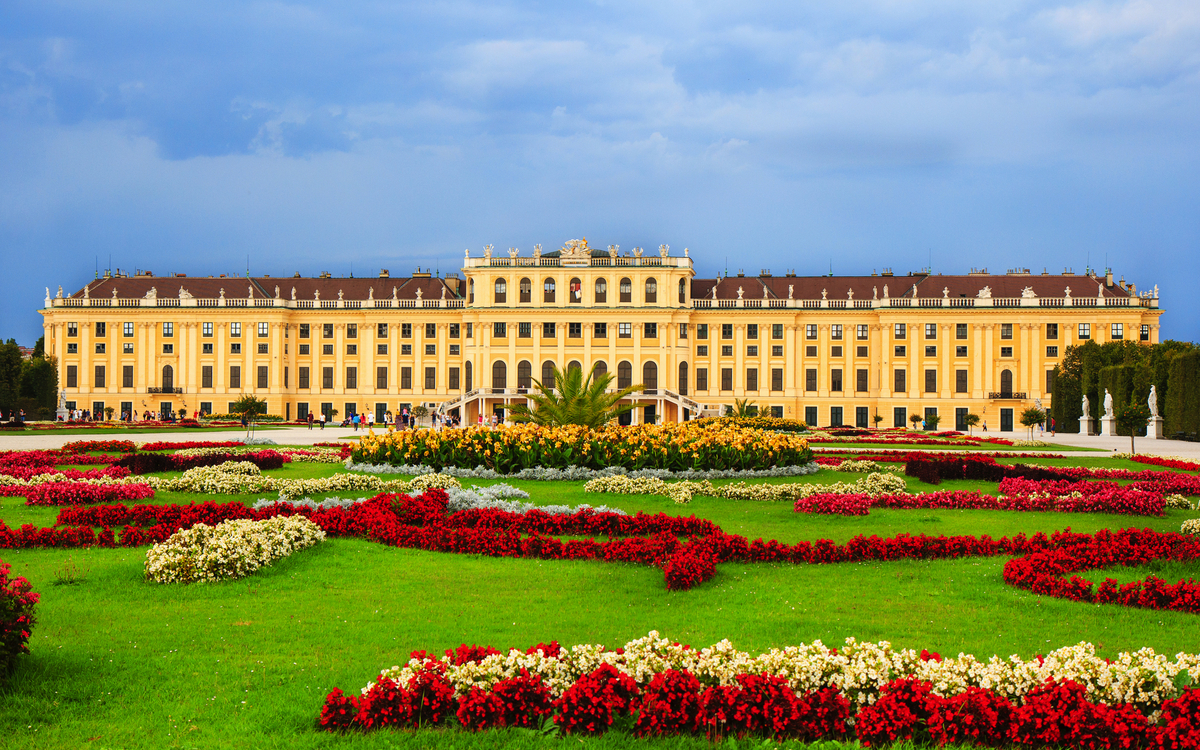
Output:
0 559 39 677
554 664 641 735
634 668 703 736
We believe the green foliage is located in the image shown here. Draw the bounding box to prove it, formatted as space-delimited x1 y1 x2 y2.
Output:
1019 407 1044 439
1115 402 1153 454
1165 351 1200 437
723 398 757 418
508 363 642 427
908 412 923 429
924 413 941 430
230 395 268 419
963 413 980 436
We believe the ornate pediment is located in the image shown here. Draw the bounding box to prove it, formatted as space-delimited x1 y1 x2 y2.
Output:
560 238 592 265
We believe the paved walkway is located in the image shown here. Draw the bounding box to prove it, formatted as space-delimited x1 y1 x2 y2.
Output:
1033 431 1200 458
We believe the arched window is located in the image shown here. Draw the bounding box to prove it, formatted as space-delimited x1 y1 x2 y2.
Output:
468 279 475 304
592 360 607 379
541 360 556 388
678 362 688 396
569 277 582 304
594 278 608 303
492 360 507 389
642 361 657 390
1000 369 1013 397
543 278 556 303
517 360 532 389
568 360 582 374
645 278 657 303
619 278 632 303
162 365 174 391
465 360 473 391
678 278 687 304
519 278 532 303
617 361 632 389
494 278 507 304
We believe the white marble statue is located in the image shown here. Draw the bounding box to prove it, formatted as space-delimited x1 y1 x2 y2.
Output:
788 284 794 300
508 247 518 259
607 244 618 258
337 289 344 301
1103 389 1114 418
848 288 854 300
711 286 717 300
883 284 889 299
533 244 542 260
1082 393 1090 416
1021 286 1037 299
633 247 643 258
873 286 878 300
659 244 669 258
736 286 744 300
1097 281 1105 297
416 288 423 301
368 287 374 300
977 286 992 299
763 285 768 299
291 287 296 300
392 286 398 300
248 285 254 299
1064 286 1072 300
1148 385 1158 417
144 287 157 300
313 289 319 301
483 244 493 260
943 287 949 298
821 288 827 300
274 285 280 299
56 285 63 298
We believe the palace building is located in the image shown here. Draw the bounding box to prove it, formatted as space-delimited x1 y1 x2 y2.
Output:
40 238 1163 430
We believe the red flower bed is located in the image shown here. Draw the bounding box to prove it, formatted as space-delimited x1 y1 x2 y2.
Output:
11 482 156 507
1128 454 1200 472
795 485 1165 517
1003 528 1200 614
59 439 138 454
138 440 244 451
0 466 131 481
0 558 39 675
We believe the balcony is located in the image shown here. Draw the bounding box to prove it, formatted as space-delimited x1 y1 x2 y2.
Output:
987 391 1027 400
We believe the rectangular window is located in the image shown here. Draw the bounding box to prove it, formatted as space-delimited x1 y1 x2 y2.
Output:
161 344 173 354
955 369 968 393
1046 370 1055 394
679 323 688 339
66 365 77 387
401 323 412 338
401 344 411 355
805 406 818 426
806 324 817 340
542 322 556 338
493 322 507 338
258 322 268 338
771 368 783 391
465 323 473 338
831 368 842 392
425 344 436 355
696 324 708 340
95 343 106 354
121 365 134 388
346 367 357 389
594 322 607 338
857 324 869 340
696 368 708 391
377 344 387 355
376 367 387 389
518 322 531 338
925 323 937 339
258 344 268 354
925 345 936 356
772 406 784 419
425 367 436 390
956 323 968 339
772 324 784 339
1140 324 1150 341
1000 323 1013 340
831 324 842 340
346 344 357 355
68 322 78 337
721 345 733 356
894 345 906 357
321 344 334 355
830 406 843 428
347 324 358 339
449 323 460 338
722 324 734 339
94 321 107 337
450 344 460 355
746 324 758 340
228 322 240 337
1046 323 1058 340
257 366 268 389
1079 323 1091 339
856 406 869 429
67 343 78 354
321 367 333 389
230 366 242 388
619 323 632 338
200 366 211 388
1046 346 1059 357
805 345 817 357
123 322 134 337
376 323 388 338
298 367 310 389
1001 346 1013 357
297 403 308 421
161 322 173 337
299 324 310 339
894 323 906 339
721 368 733 390
401 367 412 389
697 345 708 356
894 406 907 429
449 367 460 389
856 345 867 358
805 368 817 391
569 322 582 338
425 323 435 339
924 369 937 392
856 368 868 392
894 369 906 393
746 368 758 391
772 345 783 356
1111 323 1124 339
747 345 758 356
956 345 967 357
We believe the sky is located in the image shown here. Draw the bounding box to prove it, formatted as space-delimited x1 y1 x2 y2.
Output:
2 0 1198 345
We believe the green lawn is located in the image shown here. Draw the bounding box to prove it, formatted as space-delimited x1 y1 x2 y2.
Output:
1 452 1199 749
1 425 287 436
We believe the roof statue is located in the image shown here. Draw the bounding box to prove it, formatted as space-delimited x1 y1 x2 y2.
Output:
112 288 118 299
632 246 644 258
367 287 374 300
45 287 50 306
763 284 769 299
659 244 669 258
508 247 518 259
273 285 280 299
441 285 446 300
1064 286 1072 300
392 286 397 301
684 247 689 257
416 287 423 301
561 238 590 261
57 285 63 298
247 285 254 299
337 289 343 301
219 288 225 300
607 244 618 258
883 284 889 299
144 287 157 300
314 289 319 301
83 284 89 299
737 286 744 300
179 287 193 300
873 286 878 300
1097 281 1105 297
533 243 542 260
911 284 918 299
483 244 493 260
1154 284 1159 299
977 286 992 299
464 248 469 259
1021 286 1037 299
821 288 827 300
788 284 794 300
848 288 854 300
291 287 296 300
711 285 717 299
943 287 949 298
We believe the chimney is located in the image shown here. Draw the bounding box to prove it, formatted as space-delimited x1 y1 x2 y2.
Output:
379 269 390 278
1105 268 1114 287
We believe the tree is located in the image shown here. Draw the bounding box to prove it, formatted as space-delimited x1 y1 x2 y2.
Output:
963 413 980 436
104 406 115 421
508 363 642 427
724 398 757 418
909 412 923 430
1019 407 1044 440
0 340 22 415
410 404 430 426
872 412 883 429
924 413 941 431
231 395 267 420
1115 402 1152 455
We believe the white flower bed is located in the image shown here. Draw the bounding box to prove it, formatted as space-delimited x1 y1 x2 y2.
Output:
834 459 893 473
344 460 820 481
144 516 325 583
144 461 419 497
169 445 345 463
365 631 1200 711
584 471 906 504
445 483 627 516
1183 518 1200 535
1165 493 1194 510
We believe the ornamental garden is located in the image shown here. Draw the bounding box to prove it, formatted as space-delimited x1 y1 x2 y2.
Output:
1 422 1200 749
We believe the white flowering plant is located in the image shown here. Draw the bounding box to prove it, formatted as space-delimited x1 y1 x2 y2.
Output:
144 516 326 584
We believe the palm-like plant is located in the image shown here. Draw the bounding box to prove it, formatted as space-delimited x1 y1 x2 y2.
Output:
723 398 758 418
508 363 643 427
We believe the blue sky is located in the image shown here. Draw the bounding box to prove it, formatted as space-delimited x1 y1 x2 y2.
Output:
2 0 1198 344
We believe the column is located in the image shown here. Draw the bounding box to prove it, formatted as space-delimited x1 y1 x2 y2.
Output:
972 323 984 398
940 324 952 400
817 323 829 398
983 324 995 395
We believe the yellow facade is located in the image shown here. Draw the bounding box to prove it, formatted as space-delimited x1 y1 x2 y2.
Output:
40 239 1163 430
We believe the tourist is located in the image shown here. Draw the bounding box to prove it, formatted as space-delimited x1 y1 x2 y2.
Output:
1050 417 1056 436
319 413 325 430
982 421 988 432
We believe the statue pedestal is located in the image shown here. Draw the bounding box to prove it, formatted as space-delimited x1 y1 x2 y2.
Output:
55 407 68 422
1147 416 1164 439
1100 415 1116 437
1078 416 1095 436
